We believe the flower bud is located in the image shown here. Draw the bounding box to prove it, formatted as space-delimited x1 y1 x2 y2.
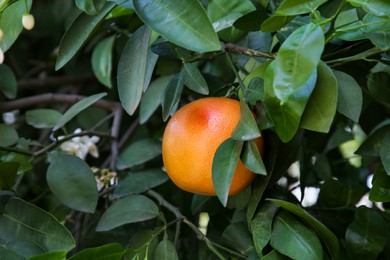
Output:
0 28 3 41
22 14 35 30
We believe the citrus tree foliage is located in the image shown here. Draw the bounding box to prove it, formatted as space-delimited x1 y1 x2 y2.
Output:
1 0 390 259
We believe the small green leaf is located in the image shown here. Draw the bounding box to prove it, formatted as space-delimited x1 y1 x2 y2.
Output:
0 198 75 253
241 140 266 175
334 70 362 122
92 36 115 88
140 76 171 124
55 2 116 70
0 124 18 147
46 154 98 213
68 243 124 260
349 0 390 18
370 165 390 202
162 73 183 121
117 26 158 115
153 240 179 260
96 195 159 231
0 161 19 190
300 61 338 133
133 0 221 52
232 100 261 141
275 0 327 16
180 63 209 95
25 109 62 129
242 77 264 102
270 211 323 260
222 222 255 255
113 168 168 198
75 0 106 15
116 139 162 170
53 92 107 131
212 138 244 206
0 64 17 99
261 15 294 32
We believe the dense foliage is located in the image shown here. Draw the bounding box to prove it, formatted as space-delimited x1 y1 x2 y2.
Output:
1 0 390 259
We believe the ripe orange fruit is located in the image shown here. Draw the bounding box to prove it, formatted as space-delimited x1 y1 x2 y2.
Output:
162 97 263 196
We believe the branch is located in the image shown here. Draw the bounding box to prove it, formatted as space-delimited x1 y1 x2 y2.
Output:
224 43 276 60
17 74 97 89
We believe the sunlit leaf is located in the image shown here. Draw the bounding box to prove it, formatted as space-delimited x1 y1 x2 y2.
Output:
275 0 327 16
55 2 116 70
46 154 98 213
133 0 221 52
96 195 159 231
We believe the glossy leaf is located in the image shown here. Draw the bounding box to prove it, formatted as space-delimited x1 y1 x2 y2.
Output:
68 243 124 260
75 0 105 15
348 0 390 18
116 139 162 170
117 26 158 115
243 77 264 102
46 154 98 213
269 199 339 259
0 198 75 253
222 222 255 255
153 240 179 260
232 100 261 141
273 23 324 102
0 64 17 99
345 206 389 259
212 138 243 206
55 2 116 70
162 73 183 121
92 35 115 88
261 15 294 32
264 62 317 142
53 92 107 131
251 202 279 257
241 140 266 175
113 168 168 198
270 211 323 260
333 70 362 122
370 165 390 202
180 63 209 95
300 61 338 133
0 0 32 51
139 76 171 124
133 0 221 52
96 195 159 231
0 124 18 147
275 0 327 15
0 161 18 190
25 109 62 129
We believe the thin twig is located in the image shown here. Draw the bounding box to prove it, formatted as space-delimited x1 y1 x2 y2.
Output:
17 74 96 89
224 43 276 60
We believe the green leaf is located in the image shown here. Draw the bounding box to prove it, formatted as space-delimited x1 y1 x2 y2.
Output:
0 161 18 190
333 70 362 122
96 195 159 231
349 0 390 18
116 139 162 170
367 72 390 107
222 222 255 255
356 120 390 156
92 35 115 88
68 243 124 260
113 168 168 198
0 124 18 147
0 198 75 254
53 92 107 131
345 206 390 259
212 138 244 206
140 76 171 124
300 61 338 133
370 165 390 202
0 0 32 52
153 240 179 260
29 251 67 260
264 62 317 142
117 26 158 115
275 0 327 16
269 199 339 259
55 2 116 70
0 249 25 260
0 64 17 99
270 211 323 260
46 154 98 213
133 0 221 52
318 179 366 207
261 250 290 260
25 109 62 129
380 132 390 175
241 140 266 175
180 63 209 95
251 201 279 257
233 8 269 32
124 229 158 259
273 23 324 102
261 15 294 32
75 0 106 15
161 73 184 121
242 77 264 103
232 100 261 141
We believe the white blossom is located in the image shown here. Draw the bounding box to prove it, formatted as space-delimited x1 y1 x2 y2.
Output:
59 128 100 160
